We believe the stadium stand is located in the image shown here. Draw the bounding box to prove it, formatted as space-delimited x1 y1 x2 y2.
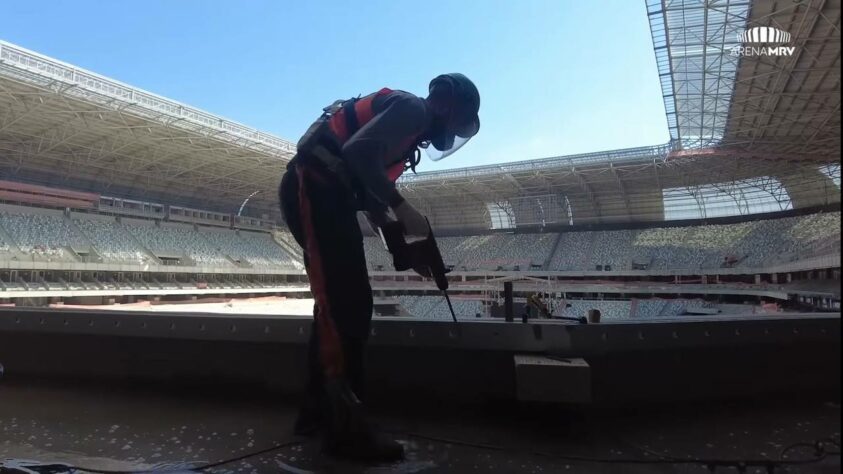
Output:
367 211 840 273
449 299 485 319
363 236 394 270
235 230 304 269
498 233 557 269
397 295 422 315
73 215 153 265
633 299 702 318
378 233 557 272
396 296 740 320
549 231 593 271
0 207 299 269
0 203 837 274
435 236 468 268
399 296 483 320
272 228 305 262
591 230 634 271
562 299 631 321
457 234 512 270
1 211 91 262
0 230 15 255
123 221 233 266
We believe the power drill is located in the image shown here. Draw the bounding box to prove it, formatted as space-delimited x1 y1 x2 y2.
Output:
377 218 458 323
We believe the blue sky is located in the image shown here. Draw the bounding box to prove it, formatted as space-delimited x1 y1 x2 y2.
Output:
2 0 669 172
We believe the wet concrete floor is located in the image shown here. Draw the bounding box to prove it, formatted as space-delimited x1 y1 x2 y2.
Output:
0 379 839 473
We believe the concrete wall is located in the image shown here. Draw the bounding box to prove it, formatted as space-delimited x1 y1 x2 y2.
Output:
0 310 838 405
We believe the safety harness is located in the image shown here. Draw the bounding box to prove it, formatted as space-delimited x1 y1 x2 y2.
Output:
295 88 422 194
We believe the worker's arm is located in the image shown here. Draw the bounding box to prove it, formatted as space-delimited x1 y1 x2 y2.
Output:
342 91 430 217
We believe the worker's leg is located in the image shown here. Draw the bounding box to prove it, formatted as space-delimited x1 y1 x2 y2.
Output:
288 163 372 377
280 161 399 460
308 195 372 400
280 166 323 435
281 159 373 342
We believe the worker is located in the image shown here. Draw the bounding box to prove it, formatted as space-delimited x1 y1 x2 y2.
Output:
278 74 480 462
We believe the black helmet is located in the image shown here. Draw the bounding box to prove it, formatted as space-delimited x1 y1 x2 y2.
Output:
424 73 481 161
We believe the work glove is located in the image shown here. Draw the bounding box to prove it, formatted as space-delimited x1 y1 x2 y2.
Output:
392 201 430 237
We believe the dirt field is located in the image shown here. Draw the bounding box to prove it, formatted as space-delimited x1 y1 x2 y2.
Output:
51 296 317 315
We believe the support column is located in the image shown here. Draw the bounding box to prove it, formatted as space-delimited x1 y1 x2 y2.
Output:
754 274 762 285
504 281 514 323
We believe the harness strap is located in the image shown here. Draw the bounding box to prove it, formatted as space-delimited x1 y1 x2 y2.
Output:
342 99 360 138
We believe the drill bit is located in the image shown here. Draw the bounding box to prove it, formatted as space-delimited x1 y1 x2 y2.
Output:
443 290 458 323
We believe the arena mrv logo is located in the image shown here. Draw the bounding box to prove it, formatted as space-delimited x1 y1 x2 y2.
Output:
730 26 796 57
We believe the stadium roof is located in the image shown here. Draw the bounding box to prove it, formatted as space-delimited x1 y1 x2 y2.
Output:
646 0 749 149
396 144 838 230
0 40 294 218
724 0 841 158
646 0 841 158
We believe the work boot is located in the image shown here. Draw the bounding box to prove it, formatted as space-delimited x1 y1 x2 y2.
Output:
323 427 405 463
321 377 404 462
293 400 322 436
295 322 324 437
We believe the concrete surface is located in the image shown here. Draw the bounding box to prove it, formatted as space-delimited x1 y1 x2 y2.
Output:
0 379 839 473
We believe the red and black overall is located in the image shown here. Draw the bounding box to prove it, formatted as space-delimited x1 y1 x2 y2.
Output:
279 88 427 407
